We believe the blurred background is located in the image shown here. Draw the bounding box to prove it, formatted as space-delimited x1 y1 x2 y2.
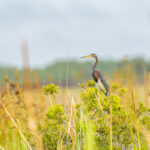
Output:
0 0 150 87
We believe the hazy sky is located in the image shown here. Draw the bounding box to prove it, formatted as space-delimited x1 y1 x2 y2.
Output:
0 0 150 67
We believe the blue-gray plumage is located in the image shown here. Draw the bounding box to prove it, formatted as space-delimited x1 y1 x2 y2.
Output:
98 71 109 95
81 53 109 95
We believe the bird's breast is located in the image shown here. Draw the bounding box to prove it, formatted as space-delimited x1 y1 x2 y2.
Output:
92 71 99 82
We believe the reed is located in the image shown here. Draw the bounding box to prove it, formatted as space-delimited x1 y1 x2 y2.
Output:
131 90 141 150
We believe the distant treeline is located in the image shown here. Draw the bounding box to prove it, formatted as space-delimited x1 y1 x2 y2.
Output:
0 57 150 87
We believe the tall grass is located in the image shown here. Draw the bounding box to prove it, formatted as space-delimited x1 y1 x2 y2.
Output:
0 61 150 149
0 101 32 150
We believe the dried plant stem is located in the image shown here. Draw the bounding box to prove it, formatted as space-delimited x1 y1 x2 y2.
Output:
48 95 54 108
33 71 46 112
24 93 42 150
139 124 150 149
57 126 63 150
68 97 75 149
0 146 5 150
95 85 103 113
125 112 136 150
110 105 113 150
145 72 150 106
0 101 32 150
131 90 141 150
67 97 74 137
65 55 69 105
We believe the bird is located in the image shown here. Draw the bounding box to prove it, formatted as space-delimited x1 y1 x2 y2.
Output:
81 53 109 96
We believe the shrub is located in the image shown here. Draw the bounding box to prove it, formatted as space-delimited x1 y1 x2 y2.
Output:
39 104 72 149
39 81 150 150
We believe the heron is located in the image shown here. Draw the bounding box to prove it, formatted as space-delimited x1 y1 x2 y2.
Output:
81 53 109 96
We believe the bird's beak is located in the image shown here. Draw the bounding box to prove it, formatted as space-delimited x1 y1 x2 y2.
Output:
80 54 93 58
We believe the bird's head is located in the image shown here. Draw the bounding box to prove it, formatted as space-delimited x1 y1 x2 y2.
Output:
81 53 97 60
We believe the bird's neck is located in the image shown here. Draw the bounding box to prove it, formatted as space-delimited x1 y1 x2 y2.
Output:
92 56 98 72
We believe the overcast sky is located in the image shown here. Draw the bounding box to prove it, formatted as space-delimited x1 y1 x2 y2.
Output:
0 0 150 67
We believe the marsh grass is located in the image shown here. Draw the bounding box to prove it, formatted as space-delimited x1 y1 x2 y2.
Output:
0 64 150 150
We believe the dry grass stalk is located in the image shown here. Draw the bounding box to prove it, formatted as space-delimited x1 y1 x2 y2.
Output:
145 72 150 106
68 97 76 149
57 126 63 150
48 95 54 108
0 146 5 150
65 56 69 105
0 101 32 150
95 90 103 113
67 97 74 137
145 72 148 105
33 71 46 113
125 111 136 150
22 41 31 90
24 92 42 149
131 90 141 150
110 105 113 150
139 124 150 150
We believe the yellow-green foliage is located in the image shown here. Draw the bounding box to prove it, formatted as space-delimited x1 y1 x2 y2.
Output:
119 87 127 96
77 83 134 149
38 81 150 150
137 103 150 130
39 104 72 149
75 81 149 149
1 79 150 150
42 83 59 95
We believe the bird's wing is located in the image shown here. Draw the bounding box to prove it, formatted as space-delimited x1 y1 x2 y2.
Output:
97 78 106 92
98 71 109 94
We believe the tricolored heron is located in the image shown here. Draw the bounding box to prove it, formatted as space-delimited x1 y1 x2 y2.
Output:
81 53 109 96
